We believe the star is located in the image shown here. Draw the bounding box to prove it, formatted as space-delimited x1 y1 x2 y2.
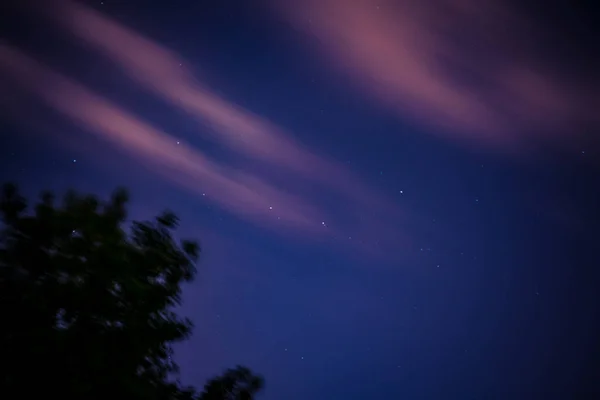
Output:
269 206 273 210
72 159 77 163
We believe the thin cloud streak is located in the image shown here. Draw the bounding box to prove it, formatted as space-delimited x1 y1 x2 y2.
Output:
46 1 378 201
272 0 598 151
0 43 323 234
52 0 308 171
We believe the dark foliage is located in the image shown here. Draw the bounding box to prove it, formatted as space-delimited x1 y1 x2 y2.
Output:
199 366 265 400
0 183 263 399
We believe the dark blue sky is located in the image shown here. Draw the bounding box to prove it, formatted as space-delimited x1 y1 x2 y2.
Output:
1 0 599 398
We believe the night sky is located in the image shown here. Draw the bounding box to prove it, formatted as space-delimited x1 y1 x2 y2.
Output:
1 0 599 398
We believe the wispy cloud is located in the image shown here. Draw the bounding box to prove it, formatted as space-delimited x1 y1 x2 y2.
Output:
0 1 425 260
271 0 598 151
0 44 323 233
45 0 386 205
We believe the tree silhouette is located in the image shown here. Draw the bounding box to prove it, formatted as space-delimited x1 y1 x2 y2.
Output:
199 366 265 400
0 183 263 399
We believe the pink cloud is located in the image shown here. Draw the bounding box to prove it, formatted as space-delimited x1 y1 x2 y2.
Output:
52 1 419 220
45 1 362 191
0 44 324 234
271 0 598 151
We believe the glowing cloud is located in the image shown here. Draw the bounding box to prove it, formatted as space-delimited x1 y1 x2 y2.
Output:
46 0 375 198
0 44 323 234
271 0 598 151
